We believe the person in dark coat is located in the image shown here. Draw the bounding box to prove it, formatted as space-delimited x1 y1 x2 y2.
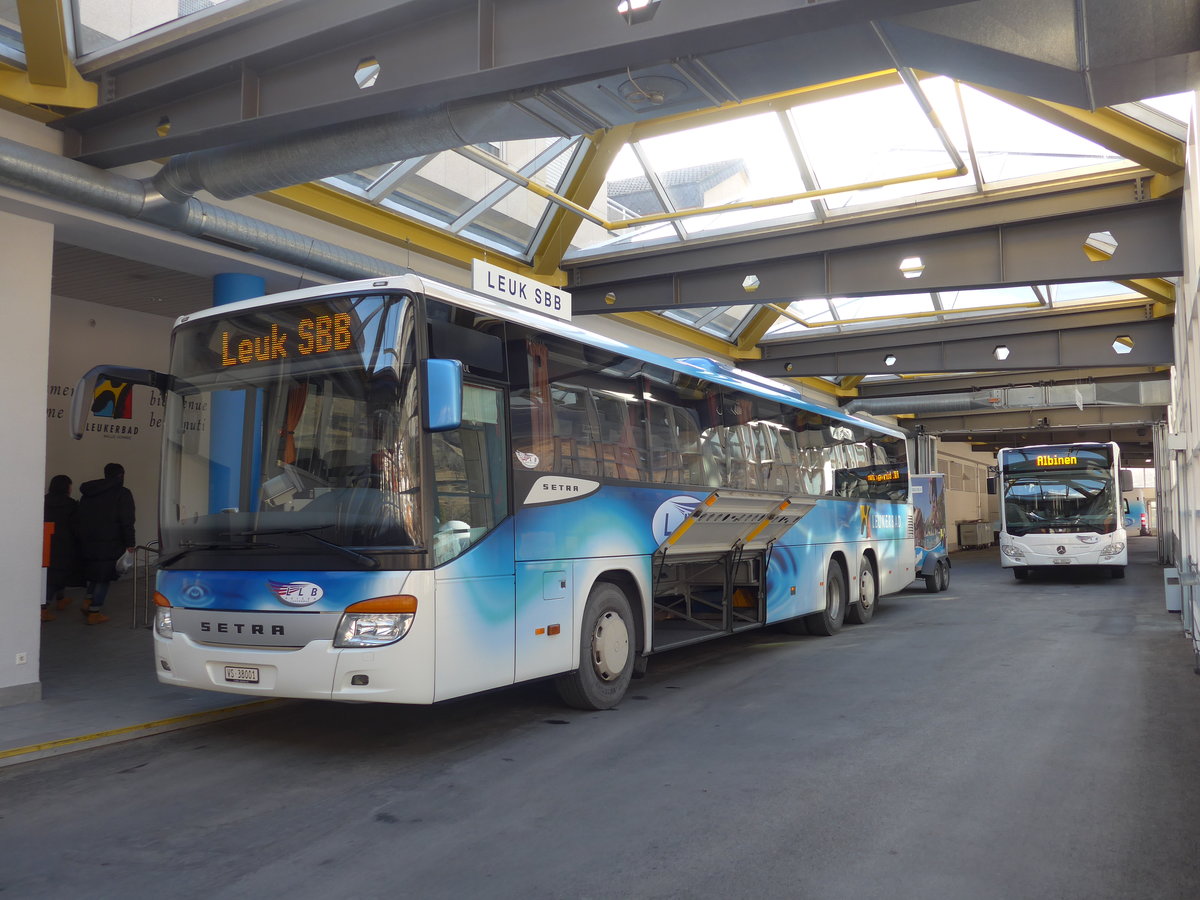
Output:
76 462 136 625
42 474 83 622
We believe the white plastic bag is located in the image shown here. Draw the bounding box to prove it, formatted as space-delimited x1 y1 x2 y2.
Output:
116 549 136 575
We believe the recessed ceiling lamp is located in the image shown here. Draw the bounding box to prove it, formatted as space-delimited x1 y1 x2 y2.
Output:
618 0 662 25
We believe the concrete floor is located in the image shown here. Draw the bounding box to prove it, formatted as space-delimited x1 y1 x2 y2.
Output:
2 537 1199 899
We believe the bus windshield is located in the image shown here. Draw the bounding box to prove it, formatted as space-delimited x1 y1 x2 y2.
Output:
160 293 424 567
1001 447 1118 536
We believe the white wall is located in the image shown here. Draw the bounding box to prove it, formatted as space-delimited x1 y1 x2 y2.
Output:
0 210 54 705
45 296 174 548
936 442 997 550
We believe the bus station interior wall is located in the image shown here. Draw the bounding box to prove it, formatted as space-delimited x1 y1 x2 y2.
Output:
45 296 173 548
933 443 997 549
0 209 54 706
1168 97 1200 625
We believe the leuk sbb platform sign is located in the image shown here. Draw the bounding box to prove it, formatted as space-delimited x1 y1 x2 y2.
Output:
472 259 571 322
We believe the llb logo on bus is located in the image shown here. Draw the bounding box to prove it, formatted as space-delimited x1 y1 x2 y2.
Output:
267 580 325 607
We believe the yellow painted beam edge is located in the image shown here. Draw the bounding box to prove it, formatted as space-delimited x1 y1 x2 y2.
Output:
0 699 280 766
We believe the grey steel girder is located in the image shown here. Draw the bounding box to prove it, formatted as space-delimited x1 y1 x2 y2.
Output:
854 368 1170 398
743 307 1174 377
568 192 1182 314
913 406 1167 433
58 0 1200 167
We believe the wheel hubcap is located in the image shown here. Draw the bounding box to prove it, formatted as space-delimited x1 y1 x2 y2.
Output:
860 569 875 609
591 610 630 682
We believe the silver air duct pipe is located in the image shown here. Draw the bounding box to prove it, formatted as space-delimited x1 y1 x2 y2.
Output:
152 97 562 203
844 394 998 416
0 135 402 280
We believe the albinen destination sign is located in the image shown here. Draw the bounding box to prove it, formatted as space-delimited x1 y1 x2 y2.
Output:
1036 454 1078 466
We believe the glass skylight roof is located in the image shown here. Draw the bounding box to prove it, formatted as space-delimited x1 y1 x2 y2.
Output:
73 0 247 57
762 283 1151 342
0 0 20 58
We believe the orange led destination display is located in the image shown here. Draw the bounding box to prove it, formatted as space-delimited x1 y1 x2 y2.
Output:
221 313 352 367
867 469 902 482
1035 454 1078 467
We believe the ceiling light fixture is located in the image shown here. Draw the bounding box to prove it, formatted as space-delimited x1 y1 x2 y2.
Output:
618 0 662 25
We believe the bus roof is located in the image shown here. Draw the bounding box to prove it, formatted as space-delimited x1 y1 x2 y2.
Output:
175 273 904 439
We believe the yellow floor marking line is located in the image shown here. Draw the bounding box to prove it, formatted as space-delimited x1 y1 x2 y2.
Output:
0 699 280 762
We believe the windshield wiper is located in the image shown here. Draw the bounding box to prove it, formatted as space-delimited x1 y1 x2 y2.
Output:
241 528 380 569
159 540 279 567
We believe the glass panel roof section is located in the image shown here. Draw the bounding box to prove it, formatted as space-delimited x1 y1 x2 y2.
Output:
763 282 1149 342
790 80 975 211
662 304 758 339
73 0 248 57
953 84 1125 182
0 0 21 57
568 75 1143 261
327 137 585 259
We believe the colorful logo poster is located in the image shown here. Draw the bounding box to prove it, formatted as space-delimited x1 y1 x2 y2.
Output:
91 378 132 419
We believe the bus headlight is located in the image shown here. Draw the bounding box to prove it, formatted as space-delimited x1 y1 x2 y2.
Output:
1101 542 1126 559
1001 543 1025 560
153 592 173 639
335 595 417 648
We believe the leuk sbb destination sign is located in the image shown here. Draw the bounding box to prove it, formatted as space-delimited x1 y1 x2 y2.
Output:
472 259 571 322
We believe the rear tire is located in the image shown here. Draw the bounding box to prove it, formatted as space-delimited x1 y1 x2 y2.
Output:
937 559 951 591
846 556 877 624
555 582 635 710
806 561 847 636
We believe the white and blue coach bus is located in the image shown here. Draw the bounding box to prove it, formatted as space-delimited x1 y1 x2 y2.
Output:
73 272 914 710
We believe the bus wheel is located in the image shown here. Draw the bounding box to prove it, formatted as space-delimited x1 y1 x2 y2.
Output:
807 562 847 636
846 556 876 624
924 568 939 593
1110 566 1126 579
937 560 951 591
1013 567 1029 581
555 582 634 710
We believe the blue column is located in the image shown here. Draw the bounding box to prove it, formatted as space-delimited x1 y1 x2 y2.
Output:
209 274 266 513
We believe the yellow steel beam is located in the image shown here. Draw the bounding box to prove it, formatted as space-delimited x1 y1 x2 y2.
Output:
264 182 564 283
966 82 1185 178
0 0 97 109
735 306 784 353
532 124 634 276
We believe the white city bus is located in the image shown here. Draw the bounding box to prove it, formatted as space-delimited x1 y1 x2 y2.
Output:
997 441 1132 579
73 271 916 709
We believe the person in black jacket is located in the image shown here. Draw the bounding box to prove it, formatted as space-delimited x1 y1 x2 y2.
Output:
42 474 82 623
76 462 136 625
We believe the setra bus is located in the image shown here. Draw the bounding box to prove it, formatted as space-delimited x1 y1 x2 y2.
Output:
72 271 915 709
997 441 1132 579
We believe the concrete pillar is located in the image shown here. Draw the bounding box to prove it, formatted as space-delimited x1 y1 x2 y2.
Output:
0 211 54 706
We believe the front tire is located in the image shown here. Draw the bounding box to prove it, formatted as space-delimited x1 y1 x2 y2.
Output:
806 561 847 636
555 582 635 710
1013 567 1029 581
846 556 877 624
1110 566 1126 579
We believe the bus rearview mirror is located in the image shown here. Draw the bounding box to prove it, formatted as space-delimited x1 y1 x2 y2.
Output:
423 358 463 432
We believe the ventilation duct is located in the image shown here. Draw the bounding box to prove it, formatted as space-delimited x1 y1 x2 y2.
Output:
151 97 565 204
844 394 998 416
0 135 402 281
